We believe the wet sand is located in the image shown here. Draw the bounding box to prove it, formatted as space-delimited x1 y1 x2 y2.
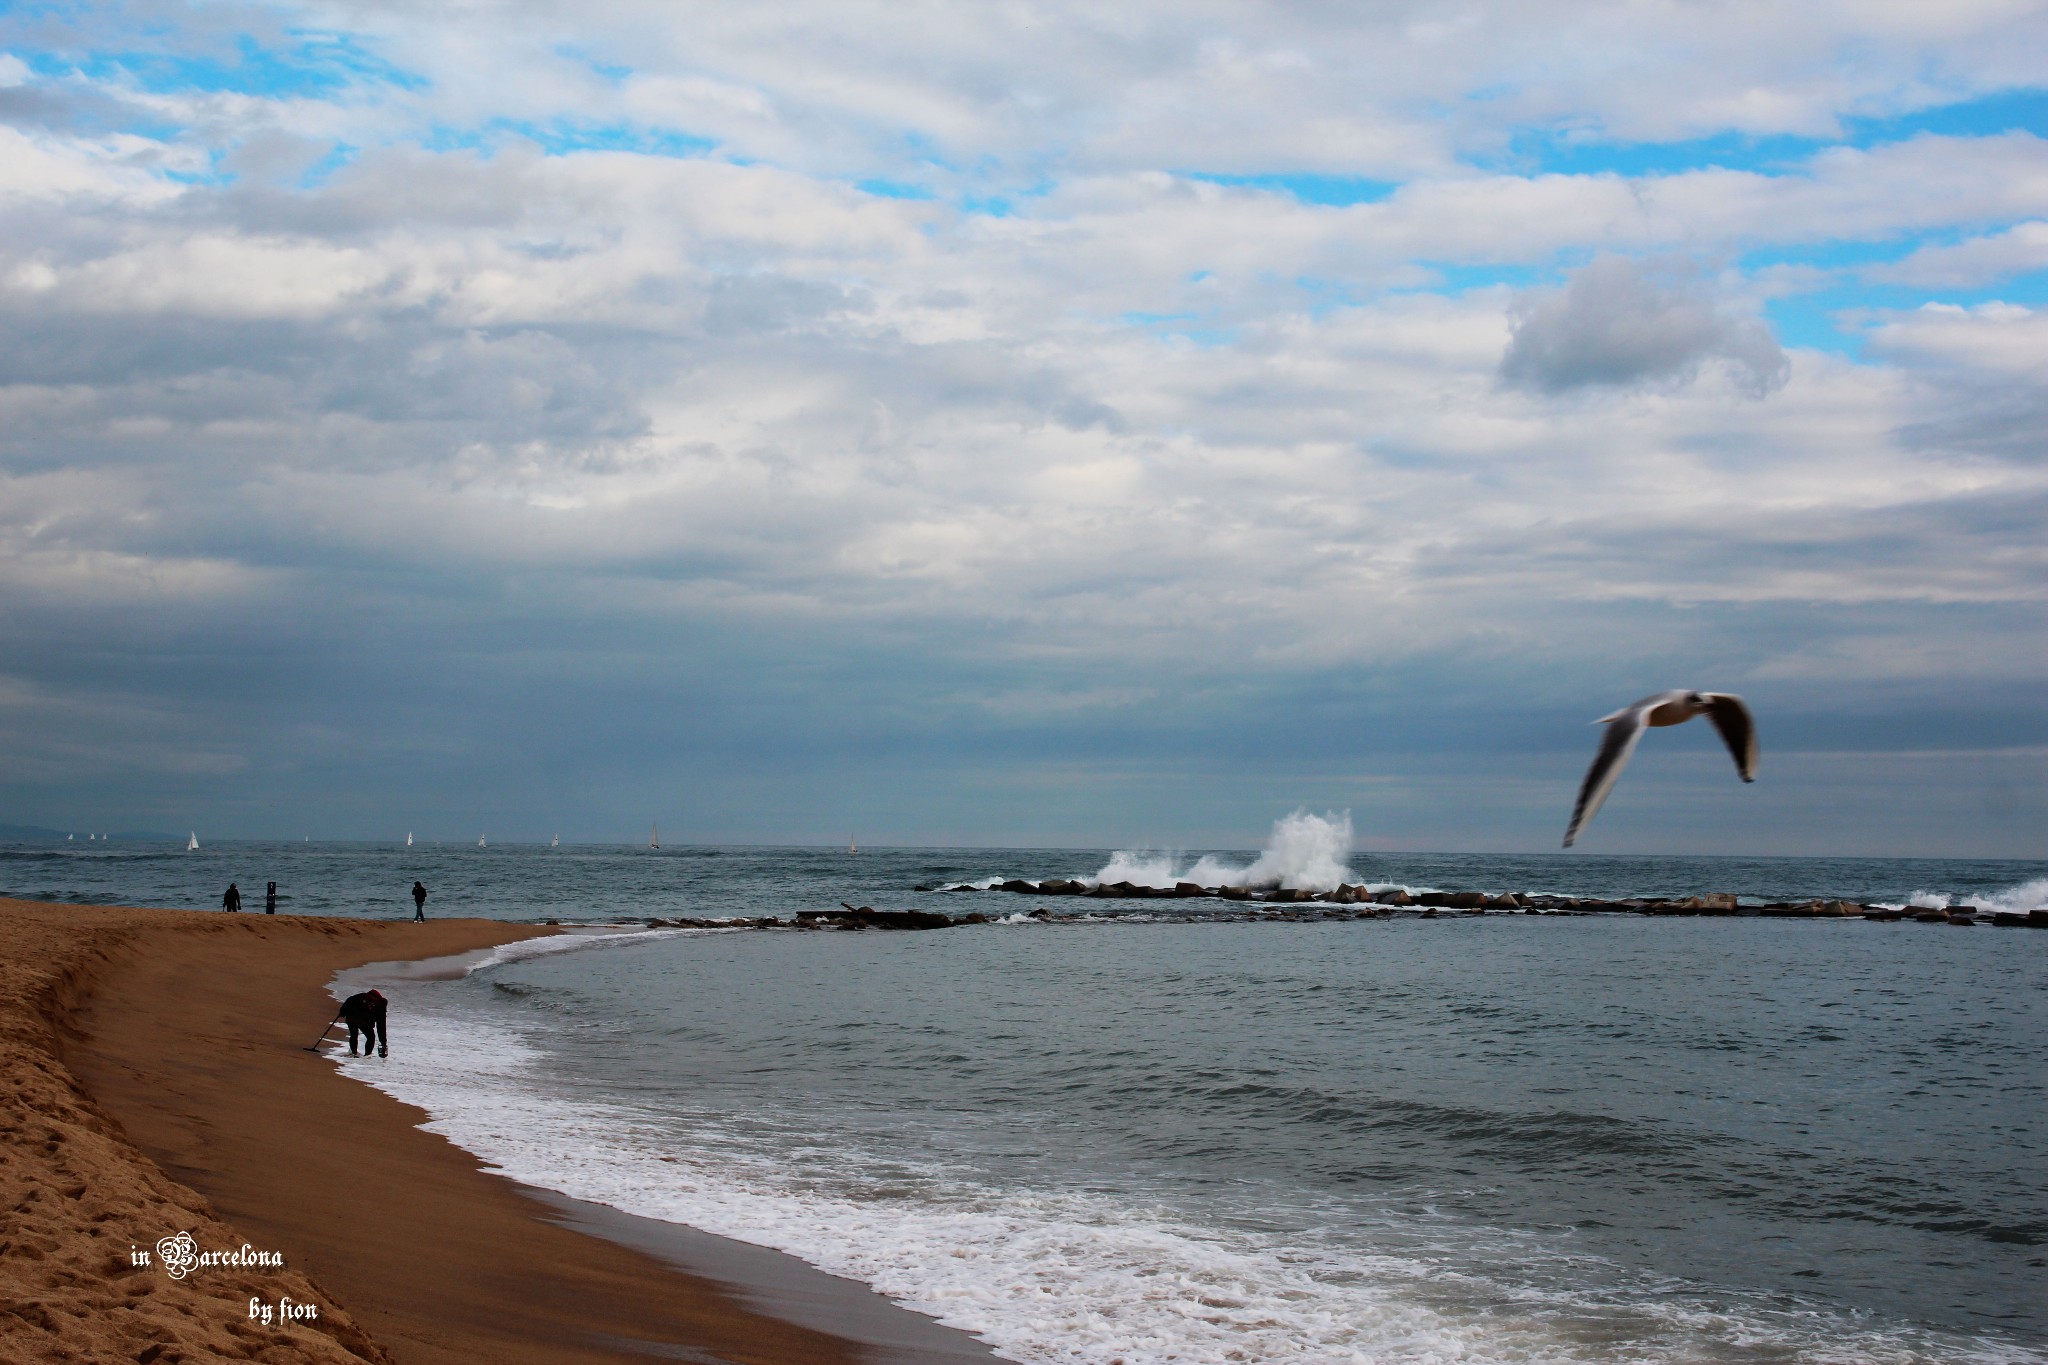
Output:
3 898 994 1363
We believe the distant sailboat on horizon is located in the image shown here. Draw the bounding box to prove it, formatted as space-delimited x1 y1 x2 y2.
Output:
649 822 659 850
406 831 413 847
187 831 198 851
551 832 559 848
478 833 487 848
849 834 857 854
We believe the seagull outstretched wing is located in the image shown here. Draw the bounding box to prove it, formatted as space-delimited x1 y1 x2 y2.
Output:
1563 701 1653 848
1702 693 1758 782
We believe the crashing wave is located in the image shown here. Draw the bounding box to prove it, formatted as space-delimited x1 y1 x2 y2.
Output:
1088 810 1355 892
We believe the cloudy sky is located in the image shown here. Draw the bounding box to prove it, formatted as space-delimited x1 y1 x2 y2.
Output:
2 1 2044 854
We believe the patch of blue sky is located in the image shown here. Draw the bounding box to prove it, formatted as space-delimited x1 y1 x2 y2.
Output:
1183 172 1396 206
1766 297 1863 357
1494 129 1826 179
1494 85 2046 180
1768 271 2048 359
152 145 232 187
424 119 715 159
1402 262 1547 295
1744 236 1961 272
1119 311 1239 347
37 30 426 100
958 179 1054 218
857 179 935 200
554 45 631 85
297 141 358 189
960 194 1015 216
1292 274 1367 318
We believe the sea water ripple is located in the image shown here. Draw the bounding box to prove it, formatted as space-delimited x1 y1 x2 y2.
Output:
334 902 2047 1365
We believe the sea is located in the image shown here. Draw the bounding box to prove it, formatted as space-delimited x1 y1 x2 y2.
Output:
10 817 2046 1364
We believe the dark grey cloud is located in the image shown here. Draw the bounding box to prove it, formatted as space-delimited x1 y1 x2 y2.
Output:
1500 256 1789 396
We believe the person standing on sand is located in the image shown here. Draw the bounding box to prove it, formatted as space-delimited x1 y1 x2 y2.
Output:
340 989 387 1057
222 882 241 913
265 881 277 915
412 880 428 922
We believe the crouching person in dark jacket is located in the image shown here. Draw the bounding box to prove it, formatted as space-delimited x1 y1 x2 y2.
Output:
340 989 388 1058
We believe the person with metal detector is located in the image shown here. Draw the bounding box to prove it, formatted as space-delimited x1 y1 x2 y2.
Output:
339 989 388 1058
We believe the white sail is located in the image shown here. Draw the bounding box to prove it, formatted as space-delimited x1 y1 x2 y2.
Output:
187 831 198 851
479 833 487 847
551 832 559 847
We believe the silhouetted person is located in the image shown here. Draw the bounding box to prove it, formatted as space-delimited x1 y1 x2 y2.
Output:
222 882 241 913
265 881 277 915
412 881 427 922
339 989 387 1058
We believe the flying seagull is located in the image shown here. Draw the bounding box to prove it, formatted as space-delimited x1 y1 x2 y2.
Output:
1563 690 1757 848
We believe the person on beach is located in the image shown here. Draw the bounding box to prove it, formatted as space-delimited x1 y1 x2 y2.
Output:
340 989 388 1058
412 881 428 922
265 881 277 915
222 882 241 913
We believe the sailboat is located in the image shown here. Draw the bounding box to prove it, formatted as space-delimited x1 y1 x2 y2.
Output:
649 822 659 850
187 832 198 851
406 832 413 847
849 834 858 854
478 833 487 848
551 832 559 848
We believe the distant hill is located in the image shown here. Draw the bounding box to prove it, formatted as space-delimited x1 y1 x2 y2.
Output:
0 823 68 841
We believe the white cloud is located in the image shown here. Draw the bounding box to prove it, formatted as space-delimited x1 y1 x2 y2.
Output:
1865 300 2048 372
1869 220 2048 286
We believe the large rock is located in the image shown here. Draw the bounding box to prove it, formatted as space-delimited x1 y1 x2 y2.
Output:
810 904 965 930
1374 889 1414 905
1173 882 1206 897
999 879 1039 894
1217 885 1251 900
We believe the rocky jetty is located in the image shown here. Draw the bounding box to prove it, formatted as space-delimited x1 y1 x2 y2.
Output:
644 904 990 931
942 880 2048 924
634 894 2048 934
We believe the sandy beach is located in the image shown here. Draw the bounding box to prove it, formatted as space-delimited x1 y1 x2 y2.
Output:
0 898 952 1364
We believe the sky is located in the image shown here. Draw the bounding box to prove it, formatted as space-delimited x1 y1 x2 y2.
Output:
0 1 2044 855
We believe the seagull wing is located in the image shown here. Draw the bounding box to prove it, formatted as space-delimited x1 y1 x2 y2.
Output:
1702 693 1758 782
1564 705 1650 848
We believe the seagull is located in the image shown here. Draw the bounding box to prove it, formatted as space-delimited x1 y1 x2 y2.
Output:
1563 690 1758 847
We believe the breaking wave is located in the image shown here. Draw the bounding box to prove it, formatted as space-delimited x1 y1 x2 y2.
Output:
1091 809 1355 892
1891 877 2048 914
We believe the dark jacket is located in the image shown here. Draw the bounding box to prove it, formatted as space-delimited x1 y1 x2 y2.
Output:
340 991 388 1055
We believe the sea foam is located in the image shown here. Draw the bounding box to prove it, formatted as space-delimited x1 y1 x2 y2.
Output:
333 986 2034 1365
1092 809 1355 892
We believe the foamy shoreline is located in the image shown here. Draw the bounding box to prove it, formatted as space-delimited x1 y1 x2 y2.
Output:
1 898 914 1364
